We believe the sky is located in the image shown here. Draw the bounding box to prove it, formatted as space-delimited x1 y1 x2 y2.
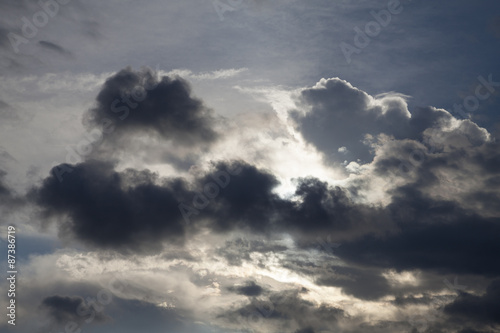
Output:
0 0 500 332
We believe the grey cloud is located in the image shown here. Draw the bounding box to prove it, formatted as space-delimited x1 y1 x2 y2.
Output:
30 160 191 253
290 78 487 165
393 294 434 307
459 329 497 333
106 297 211 333
85 67 219 147
38 40 72 56
0 168 25 225
216 237 288 266
445 279 500 325
41 295 110 326
334 183 500 277
228 281 265 297
32 153 500 281
315 265 391 301
220 288 344 333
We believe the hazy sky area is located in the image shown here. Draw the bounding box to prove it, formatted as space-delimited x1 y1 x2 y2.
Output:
1 1 500 332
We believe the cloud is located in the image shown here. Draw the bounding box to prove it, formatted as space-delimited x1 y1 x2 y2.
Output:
393 294 434 307
85 67 219 147
38 40 72 56
195 162 389 240
40 295 110 326
220 288 344 333
315 265 391 301
228 281 265 297
0 166 24 225
290 78 489 165
163 68 248 80
30 158 382 254
216 237 288 266
445 279 500 325
25 73 500 332
30 75 500 285
0 169 11 197
30 160 190 253
335 195 500 276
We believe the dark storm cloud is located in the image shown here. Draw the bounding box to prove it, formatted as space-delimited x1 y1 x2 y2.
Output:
32 152 500 287
31 160 277 252
30 157 392 255
335 198 500 276
31 158 382 253
314 98 499 276
315 265 391 300
38 40 71 55
283 142 500 281
198 162 388 239
282 177 387 234
85 67 219 146
198 161 283 233
228 281 265 297
190 162 358 234
444 279 500 325
276 253 392 301
41 295 109 325
30 160 190 253
221 288 343 333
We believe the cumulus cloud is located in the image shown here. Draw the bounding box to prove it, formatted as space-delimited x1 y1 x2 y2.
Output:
30 160 190 253
85 67 219 147
290 78 490 165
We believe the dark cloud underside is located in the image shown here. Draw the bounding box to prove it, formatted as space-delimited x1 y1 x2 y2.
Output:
85 67 219 146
